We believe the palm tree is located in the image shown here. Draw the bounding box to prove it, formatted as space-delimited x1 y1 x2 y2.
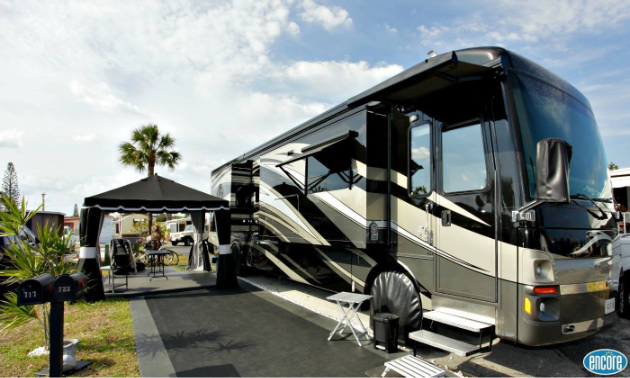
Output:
119 124 182 229
609 162 619 171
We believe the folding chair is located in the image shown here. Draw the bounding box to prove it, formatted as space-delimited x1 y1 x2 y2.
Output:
107 238 132 292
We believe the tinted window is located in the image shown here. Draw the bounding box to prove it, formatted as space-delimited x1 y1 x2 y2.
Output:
442 123 487 193
513 74 609 200
409 123 431 196
306 141 353 193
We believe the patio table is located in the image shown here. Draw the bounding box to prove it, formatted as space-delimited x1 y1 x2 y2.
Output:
326 292 372 346
147 250 170 281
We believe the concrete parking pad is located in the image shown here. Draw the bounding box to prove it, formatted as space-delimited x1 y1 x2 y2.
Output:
104 267 216 298
130 297 177 377
144 284 394 377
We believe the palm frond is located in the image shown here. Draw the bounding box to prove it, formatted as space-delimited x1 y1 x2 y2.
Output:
121 124 181 174
0 292 38 334
119 142 147 173
157 151 182 170
158 133 175 149
0 196 41 236
37 222 72 263
0 240 47 285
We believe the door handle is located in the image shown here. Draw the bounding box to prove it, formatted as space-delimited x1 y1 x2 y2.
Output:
441 210 451 226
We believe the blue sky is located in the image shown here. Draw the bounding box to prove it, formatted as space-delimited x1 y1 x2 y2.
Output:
0 0 629 213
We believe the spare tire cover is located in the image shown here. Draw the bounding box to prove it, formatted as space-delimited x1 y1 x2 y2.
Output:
371 271 422 336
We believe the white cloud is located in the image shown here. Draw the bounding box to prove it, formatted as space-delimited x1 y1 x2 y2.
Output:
69 80 144 115
287 21 301 36
300 0 353 31
70 171 145 198
0 129 23 148
73 133 95 142
412 146 430 161
418 25 444 37
417 25 448 47
384 24 397 33
281 60 404 101
494 0 630 39
485 31 537 43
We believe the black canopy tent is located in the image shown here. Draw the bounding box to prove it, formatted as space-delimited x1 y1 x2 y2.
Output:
79 175 236 301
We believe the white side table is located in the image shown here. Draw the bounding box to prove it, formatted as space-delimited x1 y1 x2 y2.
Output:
326 292 372 346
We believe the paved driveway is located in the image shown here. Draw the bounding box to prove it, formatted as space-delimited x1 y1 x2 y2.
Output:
143 283 395 377
242 274 630 377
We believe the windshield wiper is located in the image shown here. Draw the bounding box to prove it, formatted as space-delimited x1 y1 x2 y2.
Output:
591 197 613 203
570 193 608 220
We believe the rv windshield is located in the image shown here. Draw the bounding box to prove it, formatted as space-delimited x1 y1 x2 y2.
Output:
512 74 610 201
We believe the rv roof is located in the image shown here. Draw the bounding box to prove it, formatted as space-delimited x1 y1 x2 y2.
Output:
212 46 582 175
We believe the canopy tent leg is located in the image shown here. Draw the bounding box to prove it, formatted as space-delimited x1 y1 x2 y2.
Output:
78 206 106 301
190 212 205 270
215 209 237 289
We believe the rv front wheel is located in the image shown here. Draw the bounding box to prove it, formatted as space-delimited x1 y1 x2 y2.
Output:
370 271 423 343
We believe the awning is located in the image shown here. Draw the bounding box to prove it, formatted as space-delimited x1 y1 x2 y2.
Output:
347 51 497 107
83 174 229 212
277 130 358 168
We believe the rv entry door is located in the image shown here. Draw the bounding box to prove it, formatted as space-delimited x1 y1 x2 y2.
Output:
435 119 497 302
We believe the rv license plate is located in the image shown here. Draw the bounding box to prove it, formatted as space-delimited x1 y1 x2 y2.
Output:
605 298 615 315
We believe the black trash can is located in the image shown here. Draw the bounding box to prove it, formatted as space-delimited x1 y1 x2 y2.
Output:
373 313 399 353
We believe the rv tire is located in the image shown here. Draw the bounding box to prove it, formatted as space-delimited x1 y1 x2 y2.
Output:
172 241 178 246
370 270 423 344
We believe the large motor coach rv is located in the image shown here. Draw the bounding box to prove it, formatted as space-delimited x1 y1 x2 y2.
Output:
209 47 619 351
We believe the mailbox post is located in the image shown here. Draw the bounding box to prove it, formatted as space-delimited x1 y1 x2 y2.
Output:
16 273 89 377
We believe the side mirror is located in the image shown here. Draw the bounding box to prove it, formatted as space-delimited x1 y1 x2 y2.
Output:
512 138 573 223
17 273 55 306
535 138 572 203
53 273 88 302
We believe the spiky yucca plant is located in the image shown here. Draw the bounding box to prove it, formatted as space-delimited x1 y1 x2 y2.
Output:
0 195 75 350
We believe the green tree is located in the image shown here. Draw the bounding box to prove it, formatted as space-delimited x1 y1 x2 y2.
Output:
2 162 20 206
118 124 182 230
72 203 79 217
609 162 619 171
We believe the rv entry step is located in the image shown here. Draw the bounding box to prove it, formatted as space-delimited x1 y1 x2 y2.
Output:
409 330 479 357
411 310 495 357
423 311 493 333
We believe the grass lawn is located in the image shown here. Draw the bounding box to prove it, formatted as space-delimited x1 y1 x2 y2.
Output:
175 253 189 271
0 298 139 377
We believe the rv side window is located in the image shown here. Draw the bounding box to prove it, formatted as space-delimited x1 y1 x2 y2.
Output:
441 122 487 193
306 141 353 193
409 122 432 196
